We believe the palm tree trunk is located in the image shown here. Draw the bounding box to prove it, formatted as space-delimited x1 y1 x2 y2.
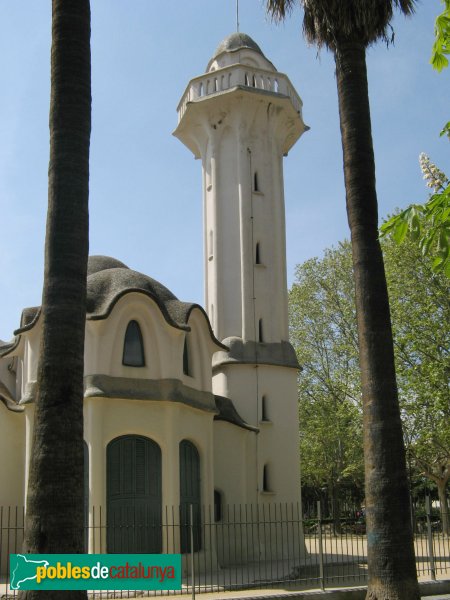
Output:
19 1 91 598
335 41 419 600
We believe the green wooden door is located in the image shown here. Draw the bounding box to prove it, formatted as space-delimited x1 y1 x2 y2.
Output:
179 440 201 552
107 435 162 553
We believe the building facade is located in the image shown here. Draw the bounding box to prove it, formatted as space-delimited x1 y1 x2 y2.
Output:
0 33 306 561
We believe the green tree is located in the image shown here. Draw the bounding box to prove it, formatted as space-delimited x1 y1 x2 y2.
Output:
289 243 364 525
383 235 450 534
20 2 91 599
381 0 450 276
431 0 450 71
267 1 419 597
290 237 450 536
380 155 450 277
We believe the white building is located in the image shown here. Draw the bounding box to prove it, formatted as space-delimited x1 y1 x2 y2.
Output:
0 32 307 559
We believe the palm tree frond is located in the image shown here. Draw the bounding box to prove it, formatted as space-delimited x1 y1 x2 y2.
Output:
267 0 416 49
266 0 297 22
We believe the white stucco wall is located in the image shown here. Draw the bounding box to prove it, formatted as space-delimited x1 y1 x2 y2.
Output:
84 396 215 553
0 402 25 508
213 363 301 506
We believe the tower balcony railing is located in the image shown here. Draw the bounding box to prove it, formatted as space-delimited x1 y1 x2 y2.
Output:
177 64 303 122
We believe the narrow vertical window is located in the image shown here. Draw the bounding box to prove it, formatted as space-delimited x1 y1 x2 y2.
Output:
255 243 261 265
261 395 268 421
258 319 264 343
214 490 222 522
209 230 213 259
253 172 259 192
263 464 271 492
122 320 145 367
183 337 191 376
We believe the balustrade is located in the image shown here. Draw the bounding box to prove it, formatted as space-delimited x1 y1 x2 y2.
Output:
177 65 302 122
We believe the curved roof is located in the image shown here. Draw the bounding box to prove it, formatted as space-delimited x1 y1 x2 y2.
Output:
86 265 192 329
212 32 265 60
87 255 128 276
5 256 226 350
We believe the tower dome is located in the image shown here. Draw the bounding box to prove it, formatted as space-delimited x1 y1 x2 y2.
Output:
212 33 265 60
206 31 275 72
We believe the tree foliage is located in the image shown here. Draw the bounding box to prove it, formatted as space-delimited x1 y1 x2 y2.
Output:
381 1 450 278
290 235 450 531
289 243 364 504
431 0 450 71
383 235 450 533
381 155 450 277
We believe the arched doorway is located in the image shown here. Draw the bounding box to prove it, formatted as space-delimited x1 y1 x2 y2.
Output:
107 435 162 553
179 440 201 552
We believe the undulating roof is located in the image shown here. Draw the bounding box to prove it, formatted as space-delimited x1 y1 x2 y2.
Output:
3 256 226 350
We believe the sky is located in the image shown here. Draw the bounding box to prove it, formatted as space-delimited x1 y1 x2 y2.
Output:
0 1 448 341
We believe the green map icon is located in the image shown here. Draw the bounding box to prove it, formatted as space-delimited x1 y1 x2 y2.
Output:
10 554 50 590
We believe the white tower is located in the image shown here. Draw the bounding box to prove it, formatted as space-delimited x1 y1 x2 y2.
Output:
175 33 307 506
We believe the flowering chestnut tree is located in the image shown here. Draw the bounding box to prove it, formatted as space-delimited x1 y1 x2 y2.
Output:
380 154 450 277
381 0 450 277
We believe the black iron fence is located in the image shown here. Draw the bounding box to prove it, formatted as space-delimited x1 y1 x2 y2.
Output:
1 500 449 598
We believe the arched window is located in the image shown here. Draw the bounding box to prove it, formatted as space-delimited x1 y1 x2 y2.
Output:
180 440 202 552
122 320 145 367
183 337 191 376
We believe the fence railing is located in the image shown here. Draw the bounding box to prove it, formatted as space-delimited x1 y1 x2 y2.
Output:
1 501 449 598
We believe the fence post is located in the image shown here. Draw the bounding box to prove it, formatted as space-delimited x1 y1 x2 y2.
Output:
190 503 196 600
317 500 325 591
425 495 436 581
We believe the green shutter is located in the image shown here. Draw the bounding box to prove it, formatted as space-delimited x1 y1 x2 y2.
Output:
179 440 202 553
107 435 162 553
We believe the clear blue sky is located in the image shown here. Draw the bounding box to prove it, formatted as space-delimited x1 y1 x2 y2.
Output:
0 1 447 341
